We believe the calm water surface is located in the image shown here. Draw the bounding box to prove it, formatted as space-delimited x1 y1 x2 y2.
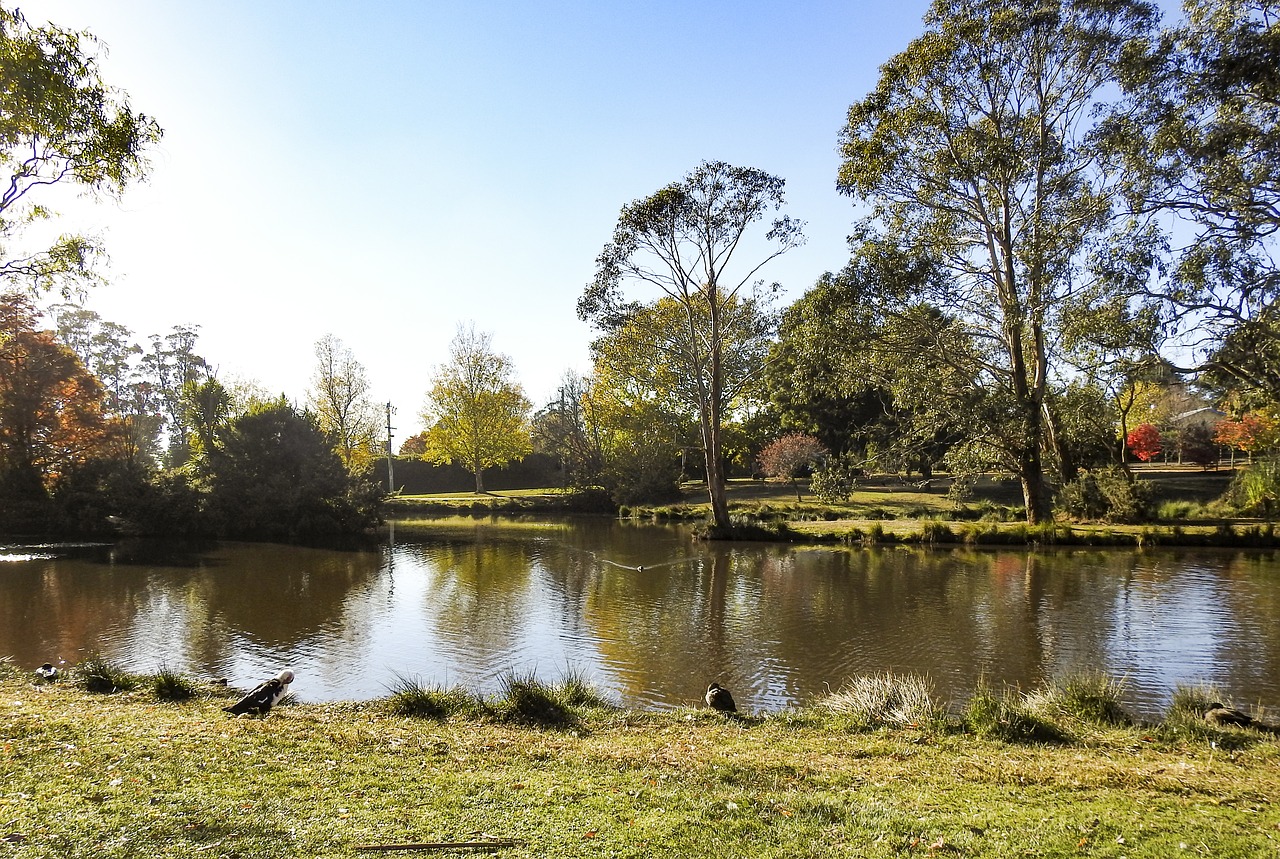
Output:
2 516 1277 718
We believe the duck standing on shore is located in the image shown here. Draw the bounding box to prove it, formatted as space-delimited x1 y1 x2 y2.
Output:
35 663 58 682
705 682 736 713
223 670 294 716
1204 702 1279 733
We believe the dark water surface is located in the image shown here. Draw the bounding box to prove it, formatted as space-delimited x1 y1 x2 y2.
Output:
2 516 1277 718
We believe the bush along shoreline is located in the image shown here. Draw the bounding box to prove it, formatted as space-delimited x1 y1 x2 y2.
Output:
3 657 1278 857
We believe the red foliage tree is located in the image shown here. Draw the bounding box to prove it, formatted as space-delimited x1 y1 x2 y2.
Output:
1214 413 1277 462
398 432 428 457
758 433 828 501
1125 423 1163 463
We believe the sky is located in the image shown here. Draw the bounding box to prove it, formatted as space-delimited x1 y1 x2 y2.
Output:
22 0 938 439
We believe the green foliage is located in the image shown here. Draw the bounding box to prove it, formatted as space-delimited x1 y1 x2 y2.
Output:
1227 457 1280 517
0 6 162 294
1056 466 1153 523
1114 0 1280 402
838 0 1158 524
205 398 382 541
307 334 380 472
582 161 802 532
420 325 532 494
810 454 862 503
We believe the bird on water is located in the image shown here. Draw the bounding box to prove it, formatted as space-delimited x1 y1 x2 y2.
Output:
705 682 736 713
223 670 295 716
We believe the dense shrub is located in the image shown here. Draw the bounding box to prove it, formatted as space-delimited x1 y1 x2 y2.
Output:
1227 457 1280 517
1056 466 1152 523
810 454 862 503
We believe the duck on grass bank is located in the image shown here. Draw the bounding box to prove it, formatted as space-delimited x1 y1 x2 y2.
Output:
223 670 294 717
705 682 736 713
1204 702 1280 734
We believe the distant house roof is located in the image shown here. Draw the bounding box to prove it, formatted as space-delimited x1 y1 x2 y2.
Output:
1170 407 1226 426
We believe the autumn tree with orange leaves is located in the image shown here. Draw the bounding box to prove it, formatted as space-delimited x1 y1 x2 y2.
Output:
0 293 109 521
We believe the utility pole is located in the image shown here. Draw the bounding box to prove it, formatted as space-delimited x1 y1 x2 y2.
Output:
385 402 396 493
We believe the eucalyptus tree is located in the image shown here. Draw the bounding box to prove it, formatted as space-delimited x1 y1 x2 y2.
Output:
307 334 379 471
0 6 161 295
580 160 803 533
138 325 208 466
49 304 141 411
419 325 531 494
838 0 1159 522
1111 0 1280 402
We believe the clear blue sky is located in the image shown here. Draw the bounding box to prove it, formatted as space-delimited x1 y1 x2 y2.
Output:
28 0 936 437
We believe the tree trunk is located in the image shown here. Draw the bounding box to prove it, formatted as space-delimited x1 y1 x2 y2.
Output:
1043 403 1078 483
474 459 485 494
703 418 731 533
1017 399 1053 524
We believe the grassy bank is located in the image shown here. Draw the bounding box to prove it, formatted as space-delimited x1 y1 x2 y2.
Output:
383 469 1278 548
3 662 1278 858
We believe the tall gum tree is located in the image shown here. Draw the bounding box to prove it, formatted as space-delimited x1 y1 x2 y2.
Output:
1111 0 1280 402
838 0 1158 523
580 160 804 534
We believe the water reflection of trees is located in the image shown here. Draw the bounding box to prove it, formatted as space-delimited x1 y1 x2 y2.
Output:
0 542 382 674
3 528 1277 717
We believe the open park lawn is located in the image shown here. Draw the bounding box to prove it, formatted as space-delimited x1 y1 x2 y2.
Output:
2 666 1278 858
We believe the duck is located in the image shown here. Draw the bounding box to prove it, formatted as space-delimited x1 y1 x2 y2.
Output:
35 663 58 682
1203 702 1279 733
705 682 736 713
223 670 294 717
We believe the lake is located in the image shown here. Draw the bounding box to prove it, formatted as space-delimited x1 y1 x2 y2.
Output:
2 515 1277 719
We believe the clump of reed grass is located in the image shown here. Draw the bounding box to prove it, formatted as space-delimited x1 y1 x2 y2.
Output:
553 665 611 709
917 520 955 544
385 673 484 719
963 677 1065 743
493 669 576 728
1025 672 1132 727
151 663 200 701
74 653 138 694
820 672 941 730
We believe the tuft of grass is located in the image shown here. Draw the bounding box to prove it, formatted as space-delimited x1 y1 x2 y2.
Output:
74 653 139 694
493 670 576 728
1026 672 1132 728
917 519 955 543
553 665 612 709
385 673 485 719
151 664 200 702
819 672 941 730
964 677 1066 744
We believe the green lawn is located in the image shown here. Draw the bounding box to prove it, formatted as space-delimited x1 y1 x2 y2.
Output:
2 665 1277 858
